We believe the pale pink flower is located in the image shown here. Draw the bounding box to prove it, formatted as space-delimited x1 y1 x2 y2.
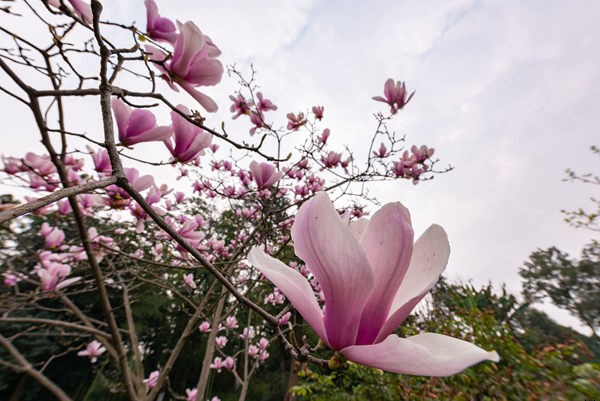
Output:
185 388 197 401
223 356 235 370
372 79 415 114
258 350 269 362
183 273 196 289
224 316 238 329
249 192 499 376
39 223 65 249
210 357 224 372
77 340 106 363
215 336 228 349
144 0 177 43
36 260 79 291
248 345 259 358
146 21 223 112
198 321 211 333
257 337 269 350
143 370 160 389
249 161 283 190
165 105 212 163
111 97 172 146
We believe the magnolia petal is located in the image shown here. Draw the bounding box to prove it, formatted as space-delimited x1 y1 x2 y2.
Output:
341 333 499 377
348 218 368 240
172 21 205 78
186 58 224 86
127 125 172 146
111 97 131 142
356 202 414 345
248 247 328 344
291 192 375 350
125 109 157 137
178 81 218 112
375 224 449 342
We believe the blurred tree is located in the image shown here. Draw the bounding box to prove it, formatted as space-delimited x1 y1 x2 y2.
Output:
520 242 600 337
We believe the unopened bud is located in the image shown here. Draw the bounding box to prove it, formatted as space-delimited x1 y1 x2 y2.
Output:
328 355 342 370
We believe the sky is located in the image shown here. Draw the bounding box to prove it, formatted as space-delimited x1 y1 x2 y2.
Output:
2 0 599 333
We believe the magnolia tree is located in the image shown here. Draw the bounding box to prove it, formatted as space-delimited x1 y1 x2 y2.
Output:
0 1 498 400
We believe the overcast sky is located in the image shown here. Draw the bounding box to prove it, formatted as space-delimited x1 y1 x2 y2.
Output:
2 0 599 333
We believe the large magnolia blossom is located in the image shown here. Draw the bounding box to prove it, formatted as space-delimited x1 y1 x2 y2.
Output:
249 192 499 376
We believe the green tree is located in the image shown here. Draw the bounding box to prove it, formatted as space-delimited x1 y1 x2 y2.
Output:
520 242 600 337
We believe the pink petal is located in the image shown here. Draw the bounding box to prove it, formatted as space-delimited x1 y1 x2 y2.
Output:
127 125 172 145
375 224 449 343
356 202 414 345
248 247 328 345
126 109 157 137
68 0 92 24
172 21 205 78
341 333 499 376
291 192 374 349
178 81 218 112
383 78 395 101
186 58 224 86
348 218 368 240
111 97 131 141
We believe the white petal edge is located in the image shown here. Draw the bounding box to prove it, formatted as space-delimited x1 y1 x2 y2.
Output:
341 333 499 377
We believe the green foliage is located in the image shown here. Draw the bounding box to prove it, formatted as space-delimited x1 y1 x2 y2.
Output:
291 279 599 401
520 242 600 336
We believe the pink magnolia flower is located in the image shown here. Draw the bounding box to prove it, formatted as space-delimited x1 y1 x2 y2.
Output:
183 273 196 289
224 316 238 329
372 79 415 114
146 21 223 112
373 142 388 158
77 340 106 363
256 92 277 113
144 0 177 43
215 335 228 348
3 272 23 287
248 345 259 358
48 0 92 24
39 223 65 249
249 192 499 376
223 356 235 370
210 357 225 372
257 337 269 350
321 151 342 168
312 105 324 120
36 259 80 292
87 145 111 174
111 97 172 146
165 105 212 163
249 161 283 190
143 370 160 388
229 93 251 119
198 321 211 333
279 312 292 326
68 0 92 24
286 112 307 130
186 388 197 401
